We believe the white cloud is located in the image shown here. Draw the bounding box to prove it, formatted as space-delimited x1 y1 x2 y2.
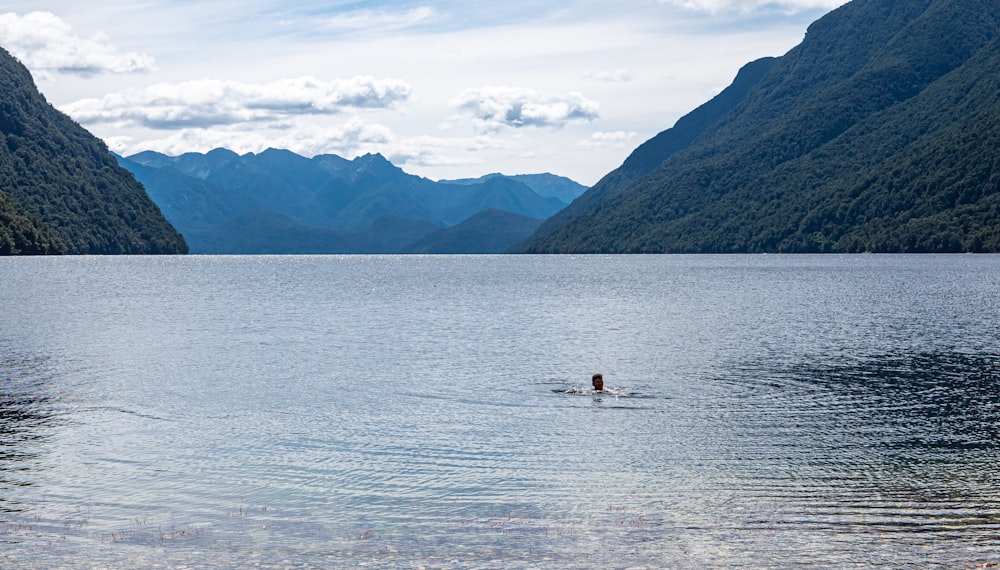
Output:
659 0 846 14
385 134 499 169
318 6 437 33
585 69 632 83
0 11 154 76
109 116 395 158
274 118 396 157
451 87 600 132
103 112 496 172
61 76 412 129
579 130 638 148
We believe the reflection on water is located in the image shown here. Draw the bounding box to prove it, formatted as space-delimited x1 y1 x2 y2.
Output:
702 349 1000 563
811 351 1000 452
723 350 1000 454
0 352 59 512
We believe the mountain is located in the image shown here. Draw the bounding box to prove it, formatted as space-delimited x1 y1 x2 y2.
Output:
518 0 1000 253
403 209 543 254
350 216 442 253
0 47 187 255
443 173 588 205
517 56 776 249
121 149 576 253
189 211 349 254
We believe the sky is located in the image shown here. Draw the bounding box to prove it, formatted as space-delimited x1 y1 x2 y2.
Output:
0 1 849 185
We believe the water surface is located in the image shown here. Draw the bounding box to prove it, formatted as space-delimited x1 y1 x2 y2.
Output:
1 254 999 568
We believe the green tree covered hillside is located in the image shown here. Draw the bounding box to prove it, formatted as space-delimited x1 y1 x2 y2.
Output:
0 189 63 254
0 47 187 255
520 0 1000 253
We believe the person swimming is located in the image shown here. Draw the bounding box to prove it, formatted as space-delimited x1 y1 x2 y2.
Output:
591 373 605 391
591 373 626 395
565 373 624 396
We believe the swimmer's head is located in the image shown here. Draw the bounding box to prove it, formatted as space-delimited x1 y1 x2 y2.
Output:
592 373 604 391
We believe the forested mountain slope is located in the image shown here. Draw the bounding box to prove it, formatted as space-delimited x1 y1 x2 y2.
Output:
515 56 777 251
520 0 1000 253
0 190 63 254
0 47 187 254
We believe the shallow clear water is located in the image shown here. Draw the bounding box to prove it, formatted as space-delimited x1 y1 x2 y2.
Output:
1 254 999 568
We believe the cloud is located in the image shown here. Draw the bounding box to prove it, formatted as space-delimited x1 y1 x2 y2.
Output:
0 11 155 76
452 87 600 132
385 134 496 168
108 116 395 158
272 118 396 157
318 6 437 33
106 115 493 172
659 0 847 14
585 69 632 83
579 130 638 148
61 76 412 129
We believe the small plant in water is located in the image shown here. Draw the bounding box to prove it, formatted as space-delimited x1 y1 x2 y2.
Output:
229 501 249 518
356 527 374 541
160 525 199 545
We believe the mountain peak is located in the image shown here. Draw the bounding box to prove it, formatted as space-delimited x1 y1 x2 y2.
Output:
206 148 241 160
356 152 391 163
353 152 402 176
258 147 300 158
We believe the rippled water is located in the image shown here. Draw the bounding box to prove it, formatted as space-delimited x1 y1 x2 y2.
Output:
1 254 999 568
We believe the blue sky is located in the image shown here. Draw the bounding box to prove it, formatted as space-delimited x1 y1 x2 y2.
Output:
1 0 848 185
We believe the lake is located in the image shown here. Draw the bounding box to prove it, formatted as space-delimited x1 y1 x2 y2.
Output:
1 254 999 568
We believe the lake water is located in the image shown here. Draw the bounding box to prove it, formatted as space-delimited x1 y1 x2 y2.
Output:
1 254 999 568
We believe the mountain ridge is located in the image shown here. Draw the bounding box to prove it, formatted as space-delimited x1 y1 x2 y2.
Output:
120 149 585 253
518 0 1000 253
515 56 778 251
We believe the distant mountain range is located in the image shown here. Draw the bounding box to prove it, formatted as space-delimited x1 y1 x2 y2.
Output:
517 0 1000 253
0 46 186 254
118 149 586 254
